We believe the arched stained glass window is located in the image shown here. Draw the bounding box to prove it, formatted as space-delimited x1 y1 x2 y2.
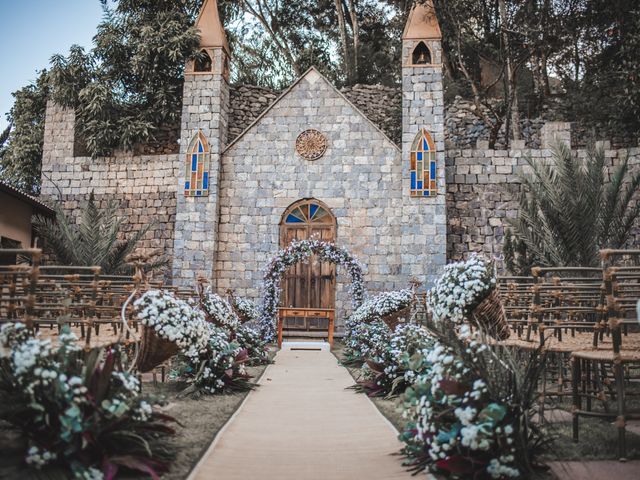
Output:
410 128 437 197
284 201 333 225
185 131 210 197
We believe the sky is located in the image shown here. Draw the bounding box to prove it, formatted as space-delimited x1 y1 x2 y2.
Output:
0 0 104 130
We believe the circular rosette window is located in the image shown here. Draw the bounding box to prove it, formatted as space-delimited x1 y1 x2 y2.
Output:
295 129 328 161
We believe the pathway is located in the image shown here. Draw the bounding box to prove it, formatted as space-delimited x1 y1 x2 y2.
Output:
189 342 413 480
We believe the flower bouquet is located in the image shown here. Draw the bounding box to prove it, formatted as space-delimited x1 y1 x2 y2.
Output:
228 291 260 324
427 254 509 340
201 288 241 332
349 289 414 330
357 322 434 397
134 289 210 371
0 323 177 479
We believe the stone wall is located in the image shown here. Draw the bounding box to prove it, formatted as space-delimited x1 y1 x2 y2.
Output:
40 152 180 280
445 128 640 266
216 69 442 330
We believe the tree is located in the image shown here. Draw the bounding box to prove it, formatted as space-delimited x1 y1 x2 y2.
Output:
33 192 163 274
0 72 50 194
222 0 405 88
50 0 202 157
509 143 640 267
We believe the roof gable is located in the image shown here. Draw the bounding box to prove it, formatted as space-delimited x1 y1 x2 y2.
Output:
224 67 400 153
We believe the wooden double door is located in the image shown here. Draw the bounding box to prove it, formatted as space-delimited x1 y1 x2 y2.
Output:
280 200 336 331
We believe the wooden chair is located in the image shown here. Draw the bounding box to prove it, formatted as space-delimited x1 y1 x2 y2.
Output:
571 250 640 460
498 268 606 419
0 249 41 328
497 275 535 337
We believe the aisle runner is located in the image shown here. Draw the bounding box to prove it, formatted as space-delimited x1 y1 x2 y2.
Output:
189 343 412 480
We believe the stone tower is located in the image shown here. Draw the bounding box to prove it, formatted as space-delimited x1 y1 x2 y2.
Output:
172 0 230 286
401 1 447 284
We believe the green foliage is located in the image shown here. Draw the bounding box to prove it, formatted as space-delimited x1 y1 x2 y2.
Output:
33 192 161 274
509 143 640 267
0 323 177 479
220 0 407 89
503 228 534 276
50 0 201 157
0 71 49 194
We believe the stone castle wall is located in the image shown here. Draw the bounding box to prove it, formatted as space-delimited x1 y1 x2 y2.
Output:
41 102 180 280
40 105 639 318
446 125 640 266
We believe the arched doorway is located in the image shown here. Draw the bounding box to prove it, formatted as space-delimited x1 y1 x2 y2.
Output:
279 199 336 330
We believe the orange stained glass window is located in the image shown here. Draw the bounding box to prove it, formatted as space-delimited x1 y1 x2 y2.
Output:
184 131 210 197
410 128 437 197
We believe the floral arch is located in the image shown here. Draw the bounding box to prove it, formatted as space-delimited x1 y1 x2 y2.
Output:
258 239 366 340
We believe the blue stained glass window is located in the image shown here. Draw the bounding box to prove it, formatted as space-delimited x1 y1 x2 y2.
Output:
410 129 437 197
284 202 334 226
286 214 304 223
185 131 210 197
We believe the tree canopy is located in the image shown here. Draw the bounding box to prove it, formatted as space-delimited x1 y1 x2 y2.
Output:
0 0 638 193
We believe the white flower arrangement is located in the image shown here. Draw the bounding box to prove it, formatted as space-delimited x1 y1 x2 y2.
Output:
400 339 520 478
348 289 414 325
134 290 210 361
259 239 365 340
427 254 496 324
201 288 240 331
235 323 269 365
0 323 175 478
358 322 434 396
231 296 260 323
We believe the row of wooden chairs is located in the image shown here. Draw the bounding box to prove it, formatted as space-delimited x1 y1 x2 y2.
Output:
0 248 196 349
497 249 640 460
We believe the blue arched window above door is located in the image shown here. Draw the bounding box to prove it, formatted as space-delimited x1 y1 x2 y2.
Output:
284 201 333 225
184 131 210 197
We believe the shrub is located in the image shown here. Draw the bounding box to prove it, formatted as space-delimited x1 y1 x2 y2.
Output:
135 290 262 397
399 327 546 478
0 323 177 479
358 322 434 397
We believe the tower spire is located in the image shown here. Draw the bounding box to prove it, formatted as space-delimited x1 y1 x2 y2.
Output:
195 0 230 54
402 1 441 40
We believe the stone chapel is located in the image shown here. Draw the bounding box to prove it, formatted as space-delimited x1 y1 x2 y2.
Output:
41 0 448 327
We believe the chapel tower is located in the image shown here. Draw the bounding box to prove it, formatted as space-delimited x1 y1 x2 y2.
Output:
172 0 231 285
402 1 447 283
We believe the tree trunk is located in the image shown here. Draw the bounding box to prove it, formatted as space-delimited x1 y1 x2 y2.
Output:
334 0 351 82
239 0 301 76
499 0 521 142
347 0 359 81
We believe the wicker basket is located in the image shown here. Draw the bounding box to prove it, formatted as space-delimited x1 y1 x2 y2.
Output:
381 305 412 331
136 326 179 373
471 287 511 340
